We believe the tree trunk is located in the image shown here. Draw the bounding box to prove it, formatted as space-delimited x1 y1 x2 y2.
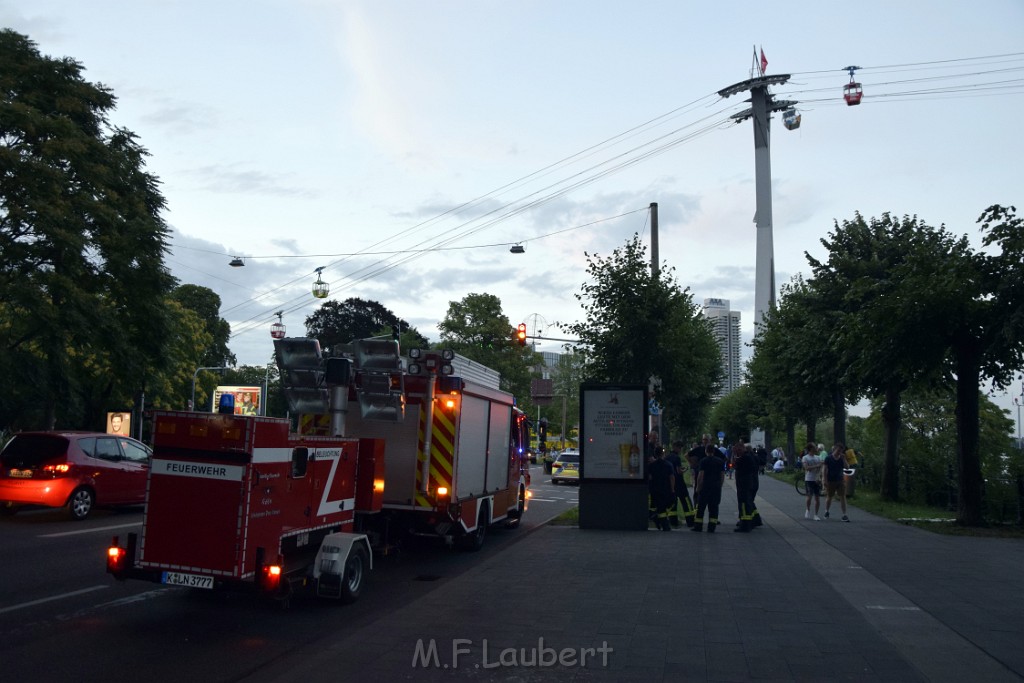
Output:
880 387 901 501
832 385 847 448
806 418 817 448
955 346 984 526
786 417 796 466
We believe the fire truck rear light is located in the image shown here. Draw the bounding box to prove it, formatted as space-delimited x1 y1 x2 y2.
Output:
261 564 283 590
436 486 448 497
189 424 209 437
373 479 385 493
107 546 126 572
526 490 533 499
444 398 456 409
222 427 242 440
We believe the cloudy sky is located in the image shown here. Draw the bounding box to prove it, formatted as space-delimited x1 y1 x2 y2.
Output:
4 1 1023 424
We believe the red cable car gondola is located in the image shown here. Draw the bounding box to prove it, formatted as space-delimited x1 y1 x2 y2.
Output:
270 310 286 339
843 65 862 106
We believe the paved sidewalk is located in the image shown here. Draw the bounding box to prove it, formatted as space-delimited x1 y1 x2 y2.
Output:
259 475 1024 682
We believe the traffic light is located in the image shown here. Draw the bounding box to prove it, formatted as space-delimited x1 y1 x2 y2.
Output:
516 323 527 346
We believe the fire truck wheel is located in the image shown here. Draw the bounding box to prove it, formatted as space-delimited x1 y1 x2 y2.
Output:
340 544 369 604
66 488 94 521
459 502 489 552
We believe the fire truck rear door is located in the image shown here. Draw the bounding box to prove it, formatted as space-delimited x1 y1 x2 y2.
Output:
142 456 248 576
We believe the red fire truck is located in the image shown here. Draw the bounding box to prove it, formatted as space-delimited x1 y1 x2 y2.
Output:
285 338 531 551
106 338 530 603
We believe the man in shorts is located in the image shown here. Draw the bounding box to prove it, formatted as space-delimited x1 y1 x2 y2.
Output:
801 443 823 521
823 443 851 521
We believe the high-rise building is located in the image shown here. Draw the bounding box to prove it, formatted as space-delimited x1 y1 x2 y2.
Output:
703 298 742 400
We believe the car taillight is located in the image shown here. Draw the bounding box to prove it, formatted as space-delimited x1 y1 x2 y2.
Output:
43 463 71 476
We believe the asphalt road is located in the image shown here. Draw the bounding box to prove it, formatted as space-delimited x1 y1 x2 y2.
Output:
0 464 577 682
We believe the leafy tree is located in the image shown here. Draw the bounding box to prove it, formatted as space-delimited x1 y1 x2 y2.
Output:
437 292 537 403
807 213 951 500
139 298 212 412
549 349 587 439
747 277 833 458
562 234 721 438
305 297 426 352
857 388 1016 518
707 384 762 446
171 284 234 367
934 205 1024 524
0 30 175 430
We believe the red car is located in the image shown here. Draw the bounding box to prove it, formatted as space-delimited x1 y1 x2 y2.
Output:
0 431 151 520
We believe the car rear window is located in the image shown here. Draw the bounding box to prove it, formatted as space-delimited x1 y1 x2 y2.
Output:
0 434 71 467
558 454 579 464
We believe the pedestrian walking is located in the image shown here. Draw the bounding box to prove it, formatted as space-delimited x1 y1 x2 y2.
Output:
648 446 676 531
801 442 823 520
692 444 725 533
823 443 851 522
733 442 758 532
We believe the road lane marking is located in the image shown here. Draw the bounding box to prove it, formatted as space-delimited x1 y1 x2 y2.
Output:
0 585 109 615
40 522 141 538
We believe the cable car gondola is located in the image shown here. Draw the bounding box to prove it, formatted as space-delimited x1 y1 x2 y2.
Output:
312 267 329 299
843 65 862 106
782 107 801 130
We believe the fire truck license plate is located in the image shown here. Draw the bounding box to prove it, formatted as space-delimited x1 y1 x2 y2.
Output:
162 572 214 589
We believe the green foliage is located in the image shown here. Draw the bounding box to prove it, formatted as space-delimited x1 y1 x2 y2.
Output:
0 30 176 430
171 284 235 367
749 206 1024 525
747 276 833 436
855 389 1020 522
562 234 721 438
708 385 762 445
305 297 427 351
437 292 537 405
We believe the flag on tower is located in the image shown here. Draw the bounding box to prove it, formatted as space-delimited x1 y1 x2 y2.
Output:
760 48 768 74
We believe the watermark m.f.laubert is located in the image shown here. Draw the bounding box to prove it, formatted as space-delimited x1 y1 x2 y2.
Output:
412 637 614 670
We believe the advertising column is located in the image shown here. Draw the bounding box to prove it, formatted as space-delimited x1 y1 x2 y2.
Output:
578 384 648 530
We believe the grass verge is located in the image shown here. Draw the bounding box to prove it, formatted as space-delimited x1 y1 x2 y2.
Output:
548 506 579 526
767 471 1023 539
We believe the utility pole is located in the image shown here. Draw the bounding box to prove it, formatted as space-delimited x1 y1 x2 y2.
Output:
718 67 795 333
650 202 659 278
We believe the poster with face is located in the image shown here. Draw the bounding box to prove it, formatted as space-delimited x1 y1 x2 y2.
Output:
107 411 131 436
212 386 263 415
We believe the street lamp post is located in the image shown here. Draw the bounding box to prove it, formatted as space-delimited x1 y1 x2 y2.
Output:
1014 396 1022 449
191 366 231 412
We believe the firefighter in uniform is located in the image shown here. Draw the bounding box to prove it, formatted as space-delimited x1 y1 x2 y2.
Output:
691 444 725 532
648 446 676 531
667 441 696 528
733 442 759 532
